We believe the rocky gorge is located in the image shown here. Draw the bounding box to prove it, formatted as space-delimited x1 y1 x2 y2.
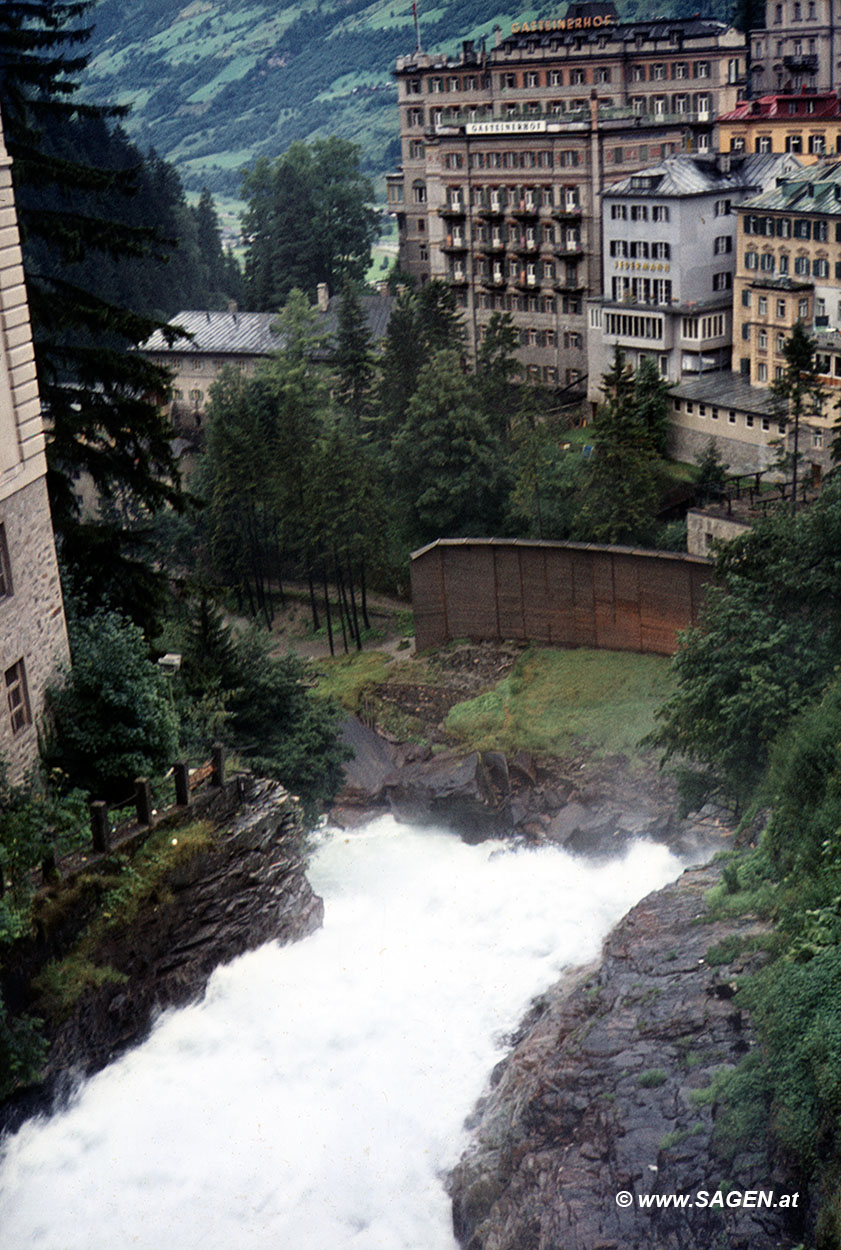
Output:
336 717 802 1250
0 706 802 1249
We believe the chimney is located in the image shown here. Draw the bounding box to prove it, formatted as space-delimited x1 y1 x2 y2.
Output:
493 24 502 47
316 282 330 312
228 300 238 322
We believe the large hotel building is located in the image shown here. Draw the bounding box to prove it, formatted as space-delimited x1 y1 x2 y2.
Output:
386 2 746 387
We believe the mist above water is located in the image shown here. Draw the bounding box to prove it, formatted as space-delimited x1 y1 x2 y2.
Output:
0 816 684 1250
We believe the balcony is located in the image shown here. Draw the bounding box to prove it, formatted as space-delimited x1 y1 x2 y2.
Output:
480 234 506 252
515 236 540 254
783 54 819 74
451 267 469 285
553 205 582 221
516 269 540 290
438 198 466 218
555 276 585 291
482 269 507 288
441 232 467 251
511 198 540 219
554 240 583 257
478 198 506 218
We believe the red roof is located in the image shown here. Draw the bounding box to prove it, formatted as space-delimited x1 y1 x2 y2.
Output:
720 92 841 122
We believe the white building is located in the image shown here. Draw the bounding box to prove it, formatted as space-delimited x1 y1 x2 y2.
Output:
586 151 801 403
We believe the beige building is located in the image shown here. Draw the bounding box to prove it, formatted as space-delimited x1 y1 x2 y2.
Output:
751 0 841 95
718 91 841 161
387 5 747 383
142 290 394 432
0 112 70 782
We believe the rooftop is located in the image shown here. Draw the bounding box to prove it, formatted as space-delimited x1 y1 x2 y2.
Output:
739 161 841 215
142 294 394 357
719 92 841 123
670 370 782 416
602 152 802 199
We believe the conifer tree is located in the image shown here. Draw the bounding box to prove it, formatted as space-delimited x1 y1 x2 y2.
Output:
334 277 375 426
0 0 188 620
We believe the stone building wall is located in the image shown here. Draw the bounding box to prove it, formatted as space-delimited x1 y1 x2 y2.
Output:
0 110 69 782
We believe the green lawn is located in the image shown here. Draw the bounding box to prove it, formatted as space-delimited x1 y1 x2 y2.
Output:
444 648 674 759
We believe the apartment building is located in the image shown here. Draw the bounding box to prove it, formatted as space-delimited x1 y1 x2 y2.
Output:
751 0 841 95
664 162 841 477
387 5 747 384
586 151 800 401
0 111 70 782
719 91 841 161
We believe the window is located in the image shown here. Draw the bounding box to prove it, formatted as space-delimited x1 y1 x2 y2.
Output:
758 363 768 382
419 243 429 261
746 412 754 426
742 289 752 308
630 205 649 221
652 205 670 223
412 181 426 203
596 67 611 83
777 298 787 318
0 525 11 600
408 107 424 126
742 323 751 341
611 203 627 220
745 250 759 269
799 298 810 318
759 329 768 349
714 236 733 254
814 258 830 278
760 252 775 272
758 296 768 315
814 429 824 449
409 140 424 158
786 135 803 154
713 272 733 290
525 71 539 87
572 69 586 85
5 660 30 737
777 333 787 352
550 70 563 86
794 255 810 275
715 200 732 217
694 61 710 78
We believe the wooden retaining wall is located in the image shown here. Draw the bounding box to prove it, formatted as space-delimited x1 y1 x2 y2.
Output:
410 539 713 656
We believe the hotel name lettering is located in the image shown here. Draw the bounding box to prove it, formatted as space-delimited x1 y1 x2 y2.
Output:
511 14 615 33
613 261 671 272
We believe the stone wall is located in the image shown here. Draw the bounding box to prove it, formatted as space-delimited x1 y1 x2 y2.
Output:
686 508 751 556
411 539 712 656
0 109 69 781
0 477 69 782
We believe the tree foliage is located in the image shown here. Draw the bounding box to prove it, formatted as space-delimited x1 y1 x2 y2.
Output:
43 611 180 801
242 138 378 308
652 478 841 808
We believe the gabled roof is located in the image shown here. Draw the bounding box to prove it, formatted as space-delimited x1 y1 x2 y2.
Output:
602 152 802 199
142 294 395 357
739 160 841 215
719 92 841 123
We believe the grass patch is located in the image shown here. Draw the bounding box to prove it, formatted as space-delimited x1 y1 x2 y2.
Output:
638 1068 669 1088
30 820 215 1025
308 651 397 712
444 648 673 759
32 955 128 1025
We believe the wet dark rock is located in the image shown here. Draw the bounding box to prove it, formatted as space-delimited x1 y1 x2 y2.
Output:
447 862 802 1250
1 776 321 1134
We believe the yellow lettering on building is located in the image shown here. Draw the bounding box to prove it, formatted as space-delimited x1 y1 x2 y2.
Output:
510 13 614 35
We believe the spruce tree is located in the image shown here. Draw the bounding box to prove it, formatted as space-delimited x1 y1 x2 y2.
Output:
0 0 187 624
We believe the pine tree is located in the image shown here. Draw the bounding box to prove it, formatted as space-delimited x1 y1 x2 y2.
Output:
0 0 188 618
772 321 826 514
334 277 375 426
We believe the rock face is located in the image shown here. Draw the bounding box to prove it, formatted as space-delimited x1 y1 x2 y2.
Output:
23 776 322 1095
448 861 801 1250
334 717 728 860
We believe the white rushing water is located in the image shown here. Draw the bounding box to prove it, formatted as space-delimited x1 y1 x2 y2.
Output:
0 816 684 1250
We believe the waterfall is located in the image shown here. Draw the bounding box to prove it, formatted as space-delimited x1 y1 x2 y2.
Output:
0 816 684 1250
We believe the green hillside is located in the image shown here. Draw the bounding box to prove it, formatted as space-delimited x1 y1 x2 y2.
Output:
83 0 731 200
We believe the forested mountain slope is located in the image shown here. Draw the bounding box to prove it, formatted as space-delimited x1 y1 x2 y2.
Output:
84 0 731 197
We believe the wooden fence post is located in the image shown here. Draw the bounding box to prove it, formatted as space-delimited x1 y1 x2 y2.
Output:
90 801 110 853
134 777 153 826
211 742 226 788
174 762 190 807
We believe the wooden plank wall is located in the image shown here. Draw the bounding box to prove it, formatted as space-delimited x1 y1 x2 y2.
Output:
410 540 712 656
